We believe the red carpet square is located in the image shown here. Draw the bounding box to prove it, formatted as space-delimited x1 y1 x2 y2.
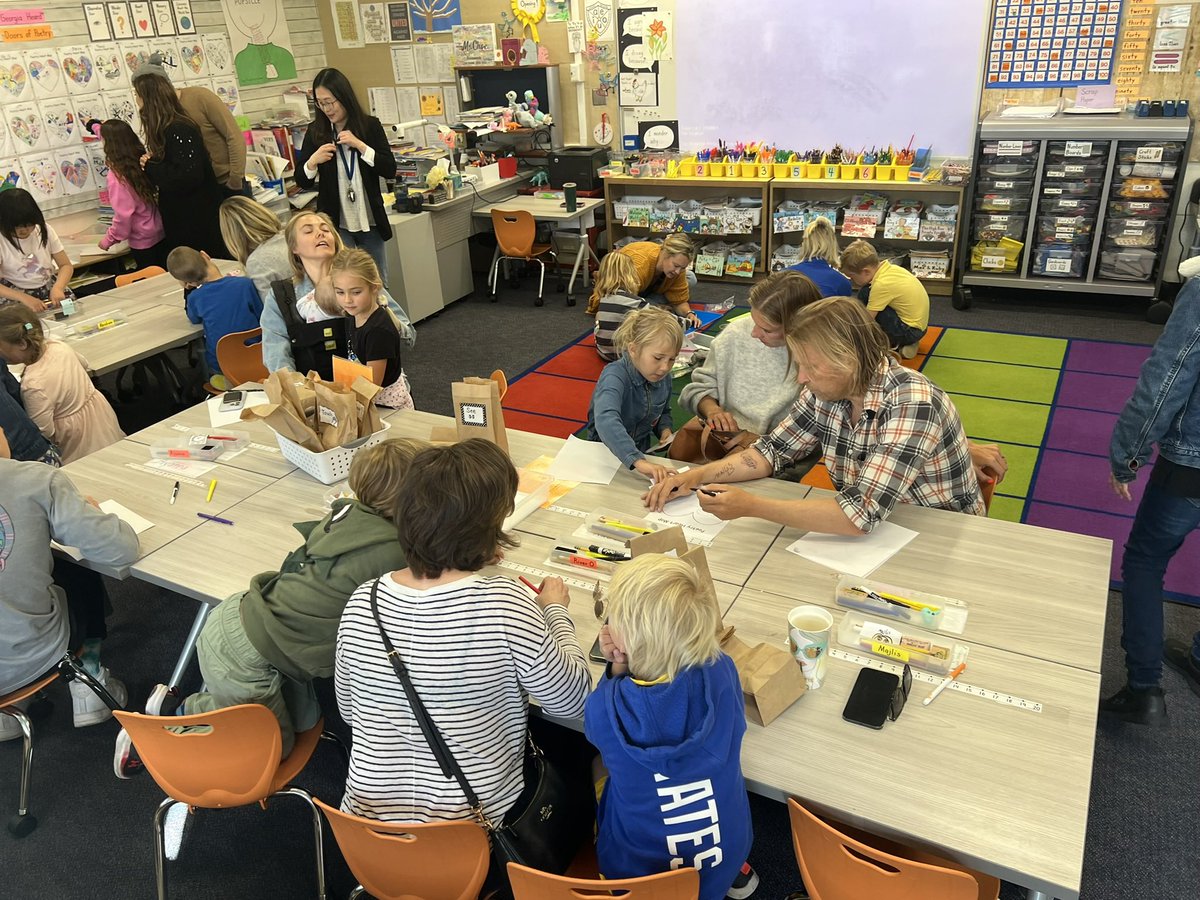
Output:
577 333 596 347
502 409 585 440
537 343 606 381
503 372 595 422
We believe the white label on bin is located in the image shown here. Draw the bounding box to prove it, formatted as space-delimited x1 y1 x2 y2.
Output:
991 196 1013 207
1130 182 1153 192
1065 164 1087 175
1064 141 1092 157
994 180 1014 189
1044 187 1063 194
1128 202 1151 211
1055 231 1075 241
1045 257 1073 273
1046 169 1066 179
1123 227 1148 237
981 253 1006 269
1136 146 1164 163
988 215 1010 224
997 140 1024 156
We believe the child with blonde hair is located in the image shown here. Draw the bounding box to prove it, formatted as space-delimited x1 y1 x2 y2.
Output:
585 554 755 899
592 251 647 362
586 306 682 481
331 248 413 409
0 304 124 463
116 437 427 775
840 239 929 358
786 217 852 297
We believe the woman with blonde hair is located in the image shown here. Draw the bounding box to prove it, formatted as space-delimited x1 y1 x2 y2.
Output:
590 235 700 326
219 197 291 301
786 217 852 297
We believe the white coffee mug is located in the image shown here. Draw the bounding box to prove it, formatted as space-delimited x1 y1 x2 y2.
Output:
787 605 834 689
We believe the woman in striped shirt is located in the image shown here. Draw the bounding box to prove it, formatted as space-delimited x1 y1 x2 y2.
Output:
334 439 592 825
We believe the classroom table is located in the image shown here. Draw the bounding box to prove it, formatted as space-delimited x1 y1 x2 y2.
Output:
64 305 202 378
472 196 603 303
744 492 1113 673
722 586 1099 900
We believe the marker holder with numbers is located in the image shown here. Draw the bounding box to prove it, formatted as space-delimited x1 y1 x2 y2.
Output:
957 111 1193 320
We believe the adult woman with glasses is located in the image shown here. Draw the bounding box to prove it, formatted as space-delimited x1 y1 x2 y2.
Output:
295 68 397 283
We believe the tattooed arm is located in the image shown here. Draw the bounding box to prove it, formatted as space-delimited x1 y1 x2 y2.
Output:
642 447 771 510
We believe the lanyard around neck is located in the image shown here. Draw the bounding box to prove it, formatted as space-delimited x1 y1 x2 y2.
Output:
336 142 358 183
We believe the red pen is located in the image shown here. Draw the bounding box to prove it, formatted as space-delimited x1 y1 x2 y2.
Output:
518 576 541 594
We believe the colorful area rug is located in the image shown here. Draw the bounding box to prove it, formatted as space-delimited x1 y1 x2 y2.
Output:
501 314 1198 605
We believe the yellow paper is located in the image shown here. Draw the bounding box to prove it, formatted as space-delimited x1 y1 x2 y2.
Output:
419 89 444 116
332 355 376 388
1 24 53 42
870 641 909 663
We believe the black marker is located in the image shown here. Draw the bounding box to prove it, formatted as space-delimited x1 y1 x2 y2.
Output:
691 487 719 497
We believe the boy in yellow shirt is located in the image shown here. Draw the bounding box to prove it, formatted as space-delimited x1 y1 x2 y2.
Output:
841 240 929 358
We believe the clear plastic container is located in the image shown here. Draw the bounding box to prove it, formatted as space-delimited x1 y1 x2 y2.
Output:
1045 139 1111 161
1098 247 1157 281
503 469 553 532
1042 162 1107 181
1105 218 1162 248
63 309 128 337
1107 199 1170 219
1116 141 1184 166
975 194 1031 214
978 162 1037 179
976 177 1034 195
1036 215 1094 245
973 214 1028 242
834 575 969 634
836 611 969 674
1116 161 1179 180
586 508 657 542
1038 197 1098 218
979 139 1039 160
1039 180 1102 198
1111 176 1172 200
1032 246 1088 277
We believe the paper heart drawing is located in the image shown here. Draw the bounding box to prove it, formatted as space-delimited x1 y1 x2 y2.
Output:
25 159 57 196
124 50 149 75
138 19 149 31
44 109 76 143
62 55 95 86
28 58 61 92
10 115 42 147
60 157 90 189
215 83 239 114
182 45 204 75
0 64 27 98
206 43 229 73
96 52 123 84
109 98 136 123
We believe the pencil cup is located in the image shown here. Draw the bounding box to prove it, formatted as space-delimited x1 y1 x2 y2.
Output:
774 163 792 178
563 182 577 212
787 605 834 689
876 164 894 182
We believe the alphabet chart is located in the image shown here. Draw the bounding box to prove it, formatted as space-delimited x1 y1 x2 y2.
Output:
985 0 1123 88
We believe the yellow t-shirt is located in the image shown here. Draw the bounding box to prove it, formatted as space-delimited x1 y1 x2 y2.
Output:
865 260 929 330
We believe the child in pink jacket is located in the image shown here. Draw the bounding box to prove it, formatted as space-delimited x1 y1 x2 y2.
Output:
98 119 166 270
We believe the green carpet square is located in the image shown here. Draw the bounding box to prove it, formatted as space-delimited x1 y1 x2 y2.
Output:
933 329 1067 368
987 495 1024 523
973 441 1038 497
924 358 1060 404
950 394 1051 447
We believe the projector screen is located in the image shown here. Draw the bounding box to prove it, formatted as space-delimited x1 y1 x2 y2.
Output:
674 1 989 159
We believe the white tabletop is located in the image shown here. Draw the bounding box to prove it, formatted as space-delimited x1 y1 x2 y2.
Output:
472 195 603 223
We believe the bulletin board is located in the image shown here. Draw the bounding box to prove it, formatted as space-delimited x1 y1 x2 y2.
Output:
985 0 1122 88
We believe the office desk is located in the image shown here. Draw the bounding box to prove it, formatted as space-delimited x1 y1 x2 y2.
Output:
473 196 603 303
723 587 1099 900
744 492 1112 673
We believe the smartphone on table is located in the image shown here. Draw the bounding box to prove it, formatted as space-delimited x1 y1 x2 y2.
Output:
218 390 245 412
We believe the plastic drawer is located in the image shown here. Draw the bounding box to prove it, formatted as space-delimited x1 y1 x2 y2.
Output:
1045 139 1111 160
1036 215 1094 245
980 139 1039 159
1098 247 1157 281
1042 162 1107 180
1040 180 1103 199
1039 197 1098 218
976 178 1034 195
978 161 1037 179
1111 177 1172 200
1105 218 1162 248
1032 246 1088 277
970 238 1024 273
1116 161 1179 180
1107 199 1170 219
973 214 1028 241
1117 141 1184 166
975 193 1031 214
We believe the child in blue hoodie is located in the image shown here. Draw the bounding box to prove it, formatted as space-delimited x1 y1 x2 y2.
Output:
585 554 757 899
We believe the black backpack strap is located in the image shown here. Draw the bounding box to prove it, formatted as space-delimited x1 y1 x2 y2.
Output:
271 278 304 334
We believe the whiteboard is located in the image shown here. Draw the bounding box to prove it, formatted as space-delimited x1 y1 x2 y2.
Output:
674 0 989 158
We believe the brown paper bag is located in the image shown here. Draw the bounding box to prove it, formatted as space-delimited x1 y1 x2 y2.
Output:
267 369 316 427
312 380 359 448
720 629 808 727
240 401 323 452
350 377 384 437
629 526 714 588
451 376 509 453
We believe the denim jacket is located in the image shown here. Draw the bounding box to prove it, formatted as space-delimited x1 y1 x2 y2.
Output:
1110 278 1200 481
586 354 672 468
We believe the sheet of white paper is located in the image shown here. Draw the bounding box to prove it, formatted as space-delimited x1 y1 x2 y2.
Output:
547 435 621 484
396 87 421 124
206 391 270 427
99 499 155 533
645 491 730 545
142 458 217 478
391 45 416 83
786 520 918 578
369 86 400 122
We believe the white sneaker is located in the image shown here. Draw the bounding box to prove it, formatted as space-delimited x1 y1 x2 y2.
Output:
0 709 27 742
70 666 127 727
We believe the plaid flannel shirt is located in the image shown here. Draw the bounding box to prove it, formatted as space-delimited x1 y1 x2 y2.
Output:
753 357 984 532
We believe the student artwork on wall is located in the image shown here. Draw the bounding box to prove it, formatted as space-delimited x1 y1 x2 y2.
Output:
331 0 364 49
84 3 113 41
24 50 66 101
151 1 176 35
57 150 97 195
419 86 443 116
107 2 134 40
220 0 297 85
409 0 460 34
41 97 79 148
211 75 242 116
361 3 389 43
584 0 612 41
546 0 568 23
985 0 1121 87
59 46 101 96
0 159 20 190
21 152 63 201
102 89 140 134
0 51 32 103
91 43 128 89
202 33 234 78
173 0 196 35
119 40 150 81
387 2 411 42
7 102 49 154
72 93 108 131
177 36 208 80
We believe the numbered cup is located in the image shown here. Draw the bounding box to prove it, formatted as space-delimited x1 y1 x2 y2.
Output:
787 605 834 689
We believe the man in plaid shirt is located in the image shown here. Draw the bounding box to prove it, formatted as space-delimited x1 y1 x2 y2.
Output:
645 296 985 533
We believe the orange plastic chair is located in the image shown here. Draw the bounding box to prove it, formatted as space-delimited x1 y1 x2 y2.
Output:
115 265 166 287
1 672 59 838
507 862 699 900
489 209 564 307
787 798 999 900
490 368 509 401
314 797 489 900
215 327 268 387
113 704 328 900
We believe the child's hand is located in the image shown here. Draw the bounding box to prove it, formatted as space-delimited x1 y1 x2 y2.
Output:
138 152 151 169
633 458 673 483
49 285 66 306
598 623 628 674
536 576 570 610
16 293 46 313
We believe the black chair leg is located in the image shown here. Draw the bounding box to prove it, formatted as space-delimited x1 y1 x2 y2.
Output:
56 655 125 712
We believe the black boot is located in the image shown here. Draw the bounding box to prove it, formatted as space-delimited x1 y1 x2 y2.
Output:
1100 685 1167 726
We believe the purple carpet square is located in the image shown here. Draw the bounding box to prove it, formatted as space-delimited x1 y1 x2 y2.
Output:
1045 408 1119 457
1065 341 1153 378
1030 449 1147 516
1026 501 1200 599
1055 371 1137 414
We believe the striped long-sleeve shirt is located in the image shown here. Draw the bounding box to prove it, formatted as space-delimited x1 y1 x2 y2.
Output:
335 574 592 824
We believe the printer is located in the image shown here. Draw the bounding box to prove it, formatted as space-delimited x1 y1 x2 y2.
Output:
547 146 609 191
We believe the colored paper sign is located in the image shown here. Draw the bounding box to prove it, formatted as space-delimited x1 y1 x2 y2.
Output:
0 24 53 42
0 9 45 26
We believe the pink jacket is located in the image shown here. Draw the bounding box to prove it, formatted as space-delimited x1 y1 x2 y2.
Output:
100 172 165 250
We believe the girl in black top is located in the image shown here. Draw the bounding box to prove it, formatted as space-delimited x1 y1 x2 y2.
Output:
133 70 227 258
330 248 413 409
296 69 397 284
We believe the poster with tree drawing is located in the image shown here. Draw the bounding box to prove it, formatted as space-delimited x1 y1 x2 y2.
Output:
409 0 461 34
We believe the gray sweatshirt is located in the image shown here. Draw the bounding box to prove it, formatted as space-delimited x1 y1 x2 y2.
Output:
0 460 139 694
678 316 800 435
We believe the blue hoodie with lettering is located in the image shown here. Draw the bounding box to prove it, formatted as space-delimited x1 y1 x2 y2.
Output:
584 653 751 899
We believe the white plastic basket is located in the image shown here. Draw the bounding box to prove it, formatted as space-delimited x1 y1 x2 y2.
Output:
276 420 392 484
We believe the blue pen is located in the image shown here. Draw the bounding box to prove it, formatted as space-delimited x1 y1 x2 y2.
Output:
197 512 234 526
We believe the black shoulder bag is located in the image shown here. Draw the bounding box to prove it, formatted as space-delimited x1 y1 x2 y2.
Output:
367 580 590 883
270 278 346 381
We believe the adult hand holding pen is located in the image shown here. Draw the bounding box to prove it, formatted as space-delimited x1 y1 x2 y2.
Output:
695 483 756 520
643 468 703 511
